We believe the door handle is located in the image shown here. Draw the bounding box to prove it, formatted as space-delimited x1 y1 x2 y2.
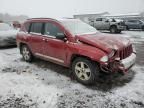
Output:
42 38 48 42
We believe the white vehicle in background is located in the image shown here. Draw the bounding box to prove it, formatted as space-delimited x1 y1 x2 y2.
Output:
89 18 126 33
0 23 18 47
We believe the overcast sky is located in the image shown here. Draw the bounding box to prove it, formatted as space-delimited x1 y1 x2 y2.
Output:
0 0 144 18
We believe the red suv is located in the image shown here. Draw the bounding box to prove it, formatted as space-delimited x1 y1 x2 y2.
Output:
16 18 136 84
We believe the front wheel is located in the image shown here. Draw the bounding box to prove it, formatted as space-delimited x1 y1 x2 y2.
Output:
72 57 99 85
21 45 33 62
110 26 117 33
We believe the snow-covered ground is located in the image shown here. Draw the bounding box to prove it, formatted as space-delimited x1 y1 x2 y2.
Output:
0 31 144 108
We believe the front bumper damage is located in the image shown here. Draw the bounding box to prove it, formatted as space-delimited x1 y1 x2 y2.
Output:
100 53 136 74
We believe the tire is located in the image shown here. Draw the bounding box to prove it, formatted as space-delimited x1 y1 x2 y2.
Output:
21 45 33 62
110 26 117 33
72 57 99 85
116 30 121 33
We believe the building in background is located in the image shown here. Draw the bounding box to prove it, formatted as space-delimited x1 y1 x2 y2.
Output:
74 12 144 23
104 13 144 21
0 13 29 23
73 12 109 23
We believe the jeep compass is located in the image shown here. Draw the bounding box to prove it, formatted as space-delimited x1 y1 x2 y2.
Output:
17 18 136 84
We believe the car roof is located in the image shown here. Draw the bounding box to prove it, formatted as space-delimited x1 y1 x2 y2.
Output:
27 18 80 23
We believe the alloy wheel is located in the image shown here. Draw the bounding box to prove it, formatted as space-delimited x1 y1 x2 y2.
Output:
75 62 91 81
22 46 31 61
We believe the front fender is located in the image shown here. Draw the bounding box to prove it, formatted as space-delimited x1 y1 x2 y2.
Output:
67 43 107 65
77 45 107 62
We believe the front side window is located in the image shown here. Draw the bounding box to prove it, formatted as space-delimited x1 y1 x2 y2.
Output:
44 22 64 38
30 22 43 34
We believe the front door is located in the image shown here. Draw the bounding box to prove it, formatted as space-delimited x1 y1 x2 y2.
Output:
42 21 67 64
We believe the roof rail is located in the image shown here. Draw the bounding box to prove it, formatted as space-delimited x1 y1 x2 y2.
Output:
62 17 75 19
27 18 57 21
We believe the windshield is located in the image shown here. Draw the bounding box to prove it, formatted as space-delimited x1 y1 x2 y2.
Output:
0 23 13 31
60 20 98 35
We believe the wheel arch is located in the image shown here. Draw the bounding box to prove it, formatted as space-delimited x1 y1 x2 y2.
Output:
110 24 117 29
19 42 31 54
70 54 100 68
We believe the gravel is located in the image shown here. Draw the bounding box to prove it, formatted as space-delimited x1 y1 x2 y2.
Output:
0 31 144 108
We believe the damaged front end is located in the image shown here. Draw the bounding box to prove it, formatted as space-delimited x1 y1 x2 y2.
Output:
100 44 136 74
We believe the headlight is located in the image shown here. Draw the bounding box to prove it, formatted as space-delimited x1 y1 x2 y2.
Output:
108 50 115 58
132 45 136 53
100 56 108 62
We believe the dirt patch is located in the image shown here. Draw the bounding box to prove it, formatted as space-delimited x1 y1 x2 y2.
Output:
0 94 38 108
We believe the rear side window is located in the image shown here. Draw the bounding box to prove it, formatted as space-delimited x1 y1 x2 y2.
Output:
30 22 43 34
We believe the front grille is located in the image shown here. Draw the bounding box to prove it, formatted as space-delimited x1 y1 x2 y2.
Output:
118 45 133 60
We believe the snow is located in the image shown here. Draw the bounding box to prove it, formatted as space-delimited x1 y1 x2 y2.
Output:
0 23 18 43
121 53 136 69
122 31 144 44
0 49 63 108
0 31 144 107
0 72 61 108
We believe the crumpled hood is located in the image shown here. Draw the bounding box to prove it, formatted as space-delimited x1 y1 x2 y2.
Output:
75 32 130 53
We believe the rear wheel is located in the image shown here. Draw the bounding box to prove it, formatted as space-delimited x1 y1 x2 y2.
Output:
110 26 117 33
21 45 33 62
72 57 99 85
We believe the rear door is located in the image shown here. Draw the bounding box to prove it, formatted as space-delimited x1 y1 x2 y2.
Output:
94 18 109 30
128 20 139 29
94 18 103 30
101 18 110 30
133 20 140 29
28 22 44 54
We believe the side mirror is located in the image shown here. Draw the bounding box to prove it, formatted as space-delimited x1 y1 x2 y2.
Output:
56 33 67 42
